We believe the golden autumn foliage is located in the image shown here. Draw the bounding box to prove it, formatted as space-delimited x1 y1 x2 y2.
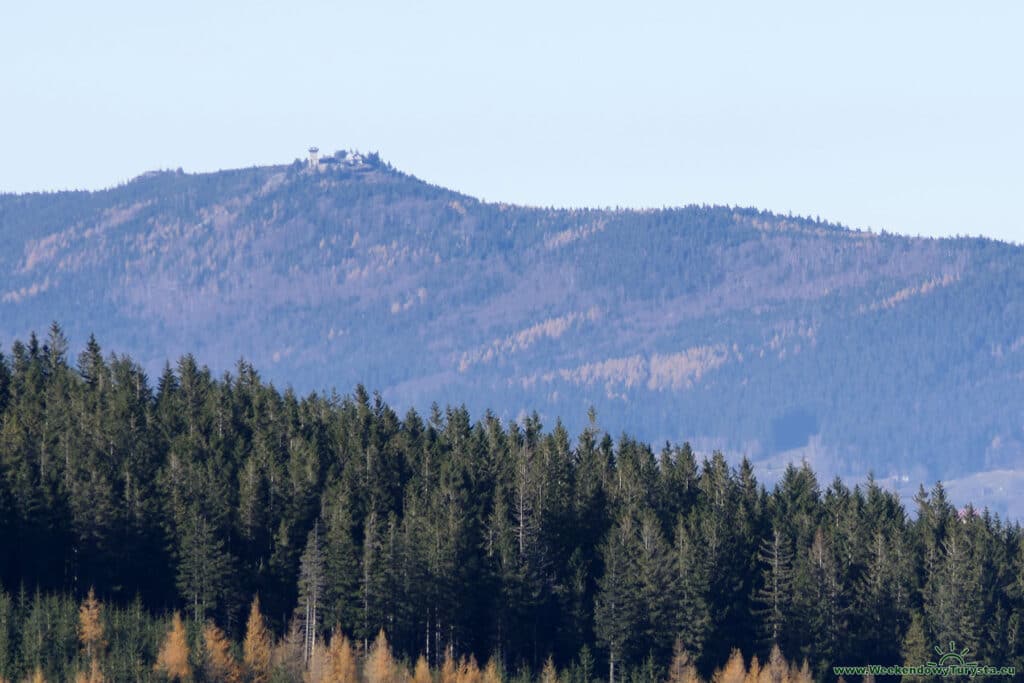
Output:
743 655 760 683
72 658 104 683
365 629 401 683
272 618 305 681
456 655 481 683
203 621 242 683
791 659 813 683
761 645 789 683
412 655 433 683
539 656 557 683
305 641 327 683
668 641 703 683
324 632 358 683
78 588 105 661
712 648 746 683
481 656 502 683
154 611 191 681
439 648 458 683
86 659 104 683
23 668 46 683
243 596 273 683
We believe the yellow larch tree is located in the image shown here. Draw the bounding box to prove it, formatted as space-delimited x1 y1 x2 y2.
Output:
306 640 328 683
203 621 242 683
742 655 760 683
324 631 358 683
791 659 812 683
243 596 273 683
439 648 458 683
23 667 46 683
481 656 502 683
86 659 104 683
412 655 432 683
539 656 557 683
457 655 481 683
711 648 746 683
365 629 398 683
78 588 106 662
72 660 104 683
153 611 192 681
668 641 703 683
757 645 789 683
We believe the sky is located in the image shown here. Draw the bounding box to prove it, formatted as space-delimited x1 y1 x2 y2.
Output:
2 1 1022 243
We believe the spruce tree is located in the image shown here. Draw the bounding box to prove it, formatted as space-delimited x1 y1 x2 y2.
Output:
594 517 638 683
753 529 794 648
297 521 326 665
175 510 230 625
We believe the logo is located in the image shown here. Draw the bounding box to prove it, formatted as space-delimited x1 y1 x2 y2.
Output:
927 641 978 669
833 639 1015 678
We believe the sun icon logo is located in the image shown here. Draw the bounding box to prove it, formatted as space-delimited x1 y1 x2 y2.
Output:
926 641 979 668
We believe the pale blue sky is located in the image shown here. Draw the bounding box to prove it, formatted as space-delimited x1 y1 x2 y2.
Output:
2 1 1022 242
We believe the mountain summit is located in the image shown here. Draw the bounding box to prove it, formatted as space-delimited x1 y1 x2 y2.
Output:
2 151 1022 514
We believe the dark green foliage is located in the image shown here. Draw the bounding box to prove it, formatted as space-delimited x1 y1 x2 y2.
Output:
0 331 1021 680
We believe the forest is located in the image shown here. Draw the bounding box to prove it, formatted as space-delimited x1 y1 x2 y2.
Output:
4 156 1023 498
0 325 1022 681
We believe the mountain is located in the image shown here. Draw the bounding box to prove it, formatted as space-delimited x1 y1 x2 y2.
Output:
2 151 1022 515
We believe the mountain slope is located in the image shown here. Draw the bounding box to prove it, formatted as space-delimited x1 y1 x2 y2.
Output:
2 152 1022 512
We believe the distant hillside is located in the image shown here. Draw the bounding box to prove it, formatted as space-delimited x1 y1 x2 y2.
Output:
2 151 1022 515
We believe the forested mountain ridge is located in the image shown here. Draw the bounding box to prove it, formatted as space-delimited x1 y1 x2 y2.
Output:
1 152 1022 515
0 334 1021 681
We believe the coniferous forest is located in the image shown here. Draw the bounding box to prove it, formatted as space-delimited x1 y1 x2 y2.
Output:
0 326 1022 682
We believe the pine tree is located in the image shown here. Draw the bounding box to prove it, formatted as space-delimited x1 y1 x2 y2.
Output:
153 611 191 681
202 622 241 683
242 596 272 683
